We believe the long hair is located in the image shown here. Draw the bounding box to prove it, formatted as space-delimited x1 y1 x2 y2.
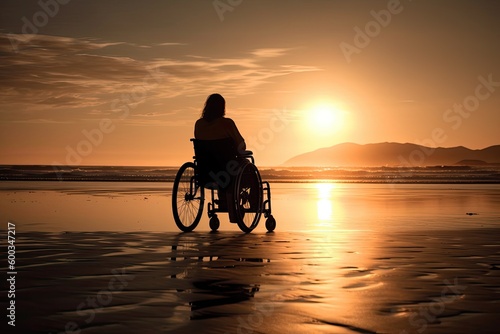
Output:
201 93 225 121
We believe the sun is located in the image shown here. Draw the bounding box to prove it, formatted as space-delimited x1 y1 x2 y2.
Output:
308 103 345 133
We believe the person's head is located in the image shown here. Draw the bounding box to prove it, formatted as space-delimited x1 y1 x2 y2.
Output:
201 93 225 121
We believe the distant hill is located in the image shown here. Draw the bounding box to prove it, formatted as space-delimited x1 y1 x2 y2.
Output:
282 143 500 167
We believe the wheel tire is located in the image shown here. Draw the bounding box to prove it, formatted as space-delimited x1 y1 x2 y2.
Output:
209 215 220 231
172 162 204 232
233 161 263 233
265 215 276 232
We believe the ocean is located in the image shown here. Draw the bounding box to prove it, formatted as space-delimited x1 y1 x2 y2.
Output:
1 164 500 183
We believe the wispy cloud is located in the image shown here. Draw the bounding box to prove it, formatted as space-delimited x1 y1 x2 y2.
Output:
155 42 187 47
9 118 75 124
250 48 291 58
0 33 320 124
0 34 317 108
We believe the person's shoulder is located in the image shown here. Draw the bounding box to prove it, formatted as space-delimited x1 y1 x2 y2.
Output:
195 118 206 126
221 117 236 126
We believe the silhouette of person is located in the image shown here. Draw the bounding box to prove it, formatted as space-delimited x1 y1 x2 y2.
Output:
194 93 247 222
194 93 246 153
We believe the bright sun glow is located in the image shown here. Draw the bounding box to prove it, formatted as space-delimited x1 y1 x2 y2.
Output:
308 103 346 133
299 100 351 150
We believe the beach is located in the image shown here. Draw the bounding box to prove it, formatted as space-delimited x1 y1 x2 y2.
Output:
1 181 499 333
3 0 500 332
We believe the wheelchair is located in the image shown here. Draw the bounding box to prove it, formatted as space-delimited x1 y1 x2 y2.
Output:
172 138 276 233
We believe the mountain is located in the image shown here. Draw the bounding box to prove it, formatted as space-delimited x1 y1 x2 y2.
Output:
282 143 500 167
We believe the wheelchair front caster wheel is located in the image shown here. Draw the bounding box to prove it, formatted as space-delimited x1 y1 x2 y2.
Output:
265 215 276 232
209 216 220 231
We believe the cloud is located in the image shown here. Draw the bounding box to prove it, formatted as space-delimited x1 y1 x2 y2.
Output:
0 33 320 123
9 118 74 124
250 48 291 58
155 42 187 47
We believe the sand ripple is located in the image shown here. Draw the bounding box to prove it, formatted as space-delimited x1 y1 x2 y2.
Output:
4 228 500 333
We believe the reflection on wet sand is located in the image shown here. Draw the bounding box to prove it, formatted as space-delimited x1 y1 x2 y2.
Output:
169 240 268 321
2 181 499 333
7 228 500 333
1 182 499 233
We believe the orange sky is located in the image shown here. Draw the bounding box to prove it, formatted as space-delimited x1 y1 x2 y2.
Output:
1 0 499 166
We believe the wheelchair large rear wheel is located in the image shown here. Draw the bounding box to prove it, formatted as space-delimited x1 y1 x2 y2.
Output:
172 162 204 232
233 161 263 233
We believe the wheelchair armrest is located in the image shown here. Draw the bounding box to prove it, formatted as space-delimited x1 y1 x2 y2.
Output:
238 150 254 164
239 150 253 157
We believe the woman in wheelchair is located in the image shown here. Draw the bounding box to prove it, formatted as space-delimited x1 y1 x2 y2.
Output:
172 93 276 233
194 93 245 223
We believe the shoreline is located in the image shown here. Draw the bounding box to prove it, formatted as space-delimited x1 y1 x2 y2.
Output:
2 182 499 234
2 178 500 184
1 164 500 184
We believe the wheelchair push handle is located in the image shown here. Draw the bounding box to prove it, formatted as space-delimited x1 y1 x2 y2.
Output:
190 138 253 157
240 150 253 157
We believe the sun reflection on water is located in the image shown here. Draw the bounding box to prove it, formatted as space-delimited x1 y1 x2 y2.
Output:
316 183 333 222
315 183 345 227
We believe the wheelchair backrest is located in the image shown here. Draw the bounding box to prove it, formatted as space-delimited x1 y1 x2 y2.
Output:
192 138 238 189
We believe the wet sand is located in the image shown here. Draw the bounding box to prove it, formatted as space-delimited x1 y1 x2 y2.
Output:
1 182 499 333
1 228 498 333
